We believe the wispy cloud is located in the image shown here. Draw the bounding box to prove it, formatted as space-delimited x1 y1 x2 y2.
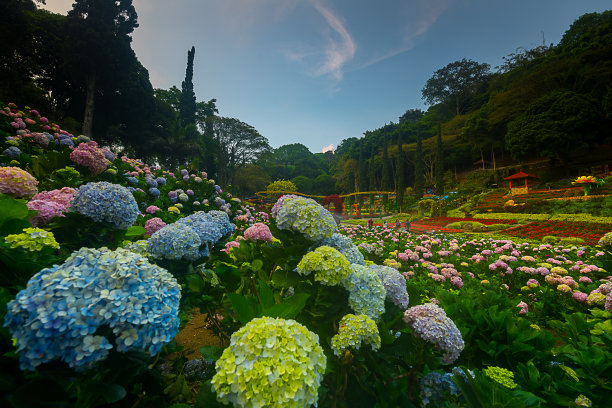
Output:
312 2 356 81
280 1 355 82
358 0 450 69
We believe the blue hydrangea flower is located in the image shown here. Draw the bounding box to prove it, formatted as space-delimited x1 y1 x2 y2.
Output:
149 187 160 198
147 223 203 260
342 264 386 322
3 247 181 371
214 197 225 207
316 233 365 265
156 177 166 186
274 196 337 242
3 146 22 158
58 137 74 147
126 177 139 185
43 132 55 142
420 371 462 407
71 182 139 230
368 264 410 309
175 210 235 255
145 176 158 188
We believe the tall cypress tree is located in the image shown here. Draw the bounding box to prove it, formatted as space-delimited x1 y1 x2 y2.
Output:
179 46 196 127
369 145 377 190
381 135 393 191
435 123 444 195
414 126 424 199
396 134 405 210
358 146 368 192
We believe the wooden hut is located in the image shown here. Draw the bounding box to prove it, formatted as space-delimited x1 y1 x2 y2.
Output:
504 171 539 196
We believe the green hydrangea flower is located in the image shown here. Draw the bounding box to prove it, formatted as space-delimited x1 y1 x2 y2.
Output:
331 314 381 357
211 317 326 408
5 228 59 251
483 366 517 389
297 246 352 286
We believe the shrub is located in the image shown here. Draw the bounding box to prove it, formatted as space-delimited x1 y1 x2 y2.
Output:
266 179 298 193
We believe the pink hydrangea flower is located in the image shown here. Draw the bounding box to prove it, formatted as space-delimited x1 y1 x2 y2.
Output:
27 187 76 226
244 223 273 242
572 292 588 303
144 217 166 236
146 205 160 214
69 141 107 175
0 167 38 198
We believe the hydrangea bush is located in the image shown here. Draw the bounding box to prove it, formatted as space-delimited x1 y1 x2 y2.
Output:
331 314 381 356
211 317 326 408
273 195 337 241
4 247 181 370
71 181 139 229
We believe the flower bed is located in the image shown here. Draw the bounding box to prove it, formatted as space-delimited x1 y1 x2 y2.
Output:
504 220 610 245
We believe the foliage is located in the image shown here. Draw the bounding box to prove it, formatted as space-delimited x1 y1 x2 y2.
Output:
179 47 196 127
266 179 297 193
421 58 491 115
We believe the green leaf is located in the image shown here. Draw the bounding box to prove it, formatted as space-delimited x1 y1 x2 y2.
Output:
194 380 223 408
101 383 127 404
125 225 145 238
252 259 263 270
227 293 256 325
199 345 223 362
0 196 29 223
263 293 310 319
257 280 275 309
0 218 32 236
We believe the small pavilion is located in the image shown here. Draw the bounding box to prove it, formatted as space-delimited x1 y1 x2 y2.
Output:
504 171 539 196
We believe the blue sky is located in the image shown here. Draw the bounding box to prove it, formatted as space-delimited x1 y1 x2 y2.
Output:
44 1 611 153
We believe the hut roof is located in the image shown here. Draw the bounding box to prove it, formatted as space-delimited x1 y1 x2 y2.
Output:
503 171 539 181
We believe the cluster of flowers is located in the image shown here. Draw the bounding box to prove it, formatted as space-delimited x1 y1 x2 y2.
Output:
0 166 38 198
316 233 365 265
26 187 76 226
71 181 139 230
483 366 517 389
69 141 108 175
331 314 381 357
403 303 465 364
297 245 352 286
147 210 235 260
273 195 337 241
419 368 467 407
343 264 387 321
211 317 326 408
4 227 59 251
244 222 273 242
369 264 410 309
3 247 181 370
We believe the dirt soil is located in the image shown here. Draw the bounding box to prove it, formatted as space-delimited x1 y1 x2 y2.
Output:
172 311 225 360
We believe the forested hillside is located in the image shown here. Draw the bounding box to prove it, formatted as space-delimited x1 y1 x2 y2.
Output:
2 2 611 198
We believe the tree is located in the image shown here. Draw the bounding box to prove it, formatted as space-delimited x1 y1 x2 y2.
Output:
381 136 393 191
396 134 405 209
211 117 271 186
358 146 368 192
399 108 424 124
179 46 197 127
422 58 491 116
65 0 139 136
413 127 424 199
505 89 600 163
435 124 444 195
233 164 270 197
557 11 612 54
368 145 377 190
